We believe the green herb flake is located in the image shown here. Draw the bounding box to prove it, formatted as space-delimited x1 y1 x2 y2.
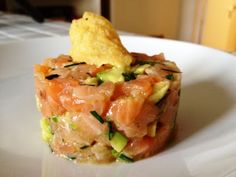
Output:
90 111 104 124
122 72 136 81
51 116 59 123
166 74 174 80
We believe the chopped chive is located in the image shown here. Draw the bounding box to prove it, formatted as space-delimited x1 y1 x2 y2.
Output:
45 74 59 80
64 62 86 68
136 60 159 65
67 156 77 160
122 72 136 81
166 74 174 80
118 154 134 163
90 111 104 124
161 68 181 73
80 145 89 149
51 116 59 123
64 63 79 67
111 149 134 163
107 121 114 140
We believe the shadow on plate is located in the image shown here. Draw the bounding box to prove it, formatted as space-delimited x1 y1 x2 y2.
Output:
175 78 235 145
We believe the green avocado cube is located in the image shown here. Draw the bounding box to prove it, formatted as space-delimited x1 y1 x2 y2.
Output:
148 80 170 103
97 67 124 83
110 132 128 152
40 118 53 143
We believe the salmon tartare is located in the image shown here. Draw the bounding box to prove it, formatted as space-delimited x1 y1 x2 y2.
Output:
34 12 181 163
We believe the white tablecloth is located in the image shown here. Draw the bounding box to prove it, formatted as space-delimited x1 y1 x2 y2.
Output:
0 12 136 45
0 12 70 44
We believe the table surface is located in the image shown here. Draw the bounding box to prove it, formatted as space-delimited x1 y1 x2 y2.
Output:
0 12 135 44
0 12 72 44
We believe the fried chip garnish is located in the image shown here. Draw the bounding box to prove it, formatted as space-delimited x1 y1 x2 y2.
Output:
69 12 133 68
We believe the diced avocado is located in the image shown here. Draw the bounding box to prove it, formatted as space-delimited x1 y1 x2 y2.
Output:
110 132 128 152
147 120 157 137
97 67 124 83
133 64 150 74
40 118 53 143
148 80 170 103
83 77 98 86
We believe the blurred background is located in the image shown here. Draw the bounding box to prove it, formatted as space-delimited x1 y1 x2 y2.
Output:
0 0 236 52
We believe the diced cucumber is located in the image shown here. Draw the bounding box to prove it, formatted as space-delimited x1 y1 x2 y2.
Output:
147 120 157 137
97 67 124 83
148 80 170 103
110 132 128 152
40 118 53 143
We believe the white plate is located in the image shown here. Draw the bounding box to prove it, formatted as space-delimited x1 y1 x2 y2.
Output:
1 36 236 177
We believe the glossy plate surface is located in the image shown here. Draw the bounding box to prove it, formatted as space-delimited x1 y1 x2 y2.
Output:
1 36 236 177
